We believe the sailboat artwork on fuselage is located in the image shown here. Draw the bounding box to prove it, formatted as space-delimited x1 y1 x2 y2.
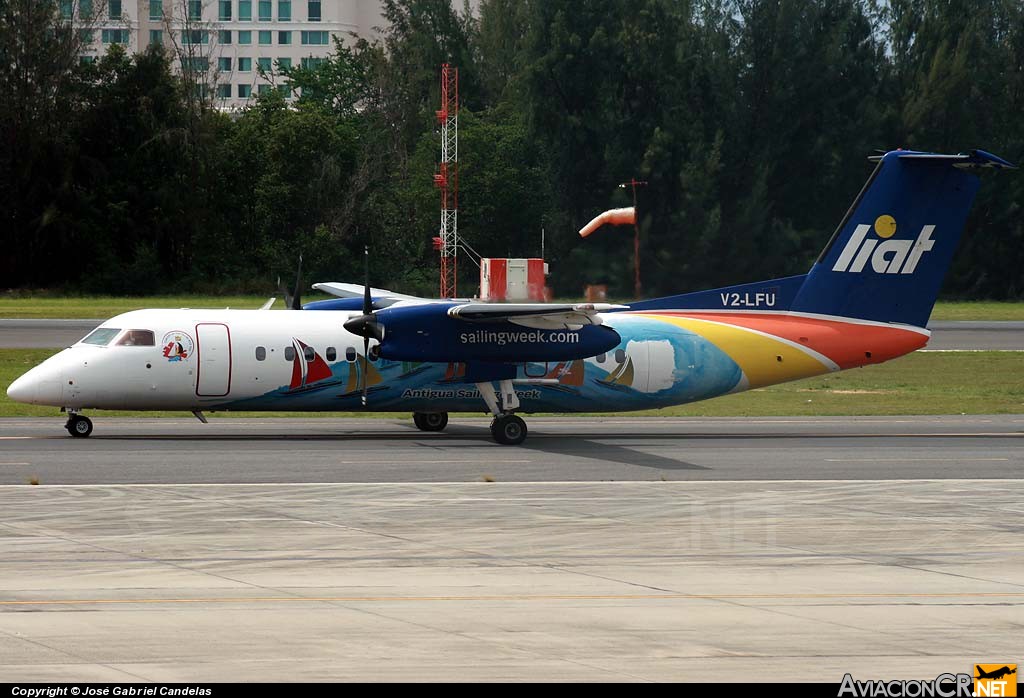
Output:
337 348 386 398
284 338 344 394
598 349 635 391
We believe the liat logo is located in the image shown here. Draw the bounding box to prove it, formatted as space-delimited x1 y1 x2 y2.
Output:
832 214 936 274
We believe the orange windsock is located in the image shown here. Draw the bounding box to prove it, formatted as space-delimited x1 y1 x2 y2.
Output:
578 207 636 238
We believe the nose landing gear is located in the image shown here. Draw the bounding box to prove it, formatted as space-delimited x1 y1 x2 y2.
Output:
66 413 93 438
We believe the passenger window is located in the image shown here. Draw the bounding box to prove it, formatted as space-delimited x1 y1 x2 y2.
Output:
117 329 155 346
614 348 626 363
345 347 356 362
368 345 380 361
596 353 606 363
325 347 336 361
255 346 266 361
303 346 315 362
284 346 295 361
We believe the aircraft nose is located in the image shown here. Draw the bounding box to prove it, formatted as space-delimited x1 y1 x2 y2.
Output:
6 364 64 406
6 373 35 403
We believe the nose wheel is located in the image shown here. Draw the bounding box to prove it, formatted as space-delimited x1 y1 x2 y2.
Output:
66 414 93 438
413 412 449 432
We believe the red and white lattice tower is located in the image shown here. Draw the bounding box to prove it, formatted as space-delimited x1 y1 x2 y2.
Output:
434 63 459 298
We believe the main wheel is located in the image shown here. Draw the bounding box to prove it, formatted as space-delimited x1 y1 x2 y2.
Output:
413 412 449 432
490 414 527 445
66 415 93 438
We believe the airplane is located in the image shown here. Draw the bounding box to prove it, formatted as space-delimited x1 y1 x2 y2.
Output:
975 666 1016 681
6 148 1015 445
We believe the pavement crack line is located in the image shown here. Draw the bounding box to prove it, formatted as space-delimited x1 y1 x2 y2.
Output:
0 624 153 682
0 503 301 600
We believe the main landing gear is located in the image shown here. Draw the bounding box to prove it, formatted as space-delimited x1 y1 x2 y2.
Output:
477 379 528 446
65 413 93 438
413 412 449 432
490 414 527 446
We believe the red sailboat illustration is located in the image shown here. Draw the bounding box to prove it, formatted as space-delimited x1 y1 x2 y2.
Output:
287 338 338 392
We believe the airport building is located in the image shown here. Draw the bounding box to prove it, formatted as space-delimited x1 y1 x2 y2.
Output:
68 1 387 109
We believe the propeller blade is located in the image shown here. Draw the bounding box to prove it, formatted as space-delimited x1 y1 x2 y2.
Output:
362 246 371 316
362 336 369 407
361 245 370 407
277 275 294 311
343 245 384 342
290 254 304 310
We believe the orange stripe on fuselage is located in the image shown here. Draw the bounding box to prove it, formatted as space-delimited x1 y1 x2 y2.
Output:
634 312 928 370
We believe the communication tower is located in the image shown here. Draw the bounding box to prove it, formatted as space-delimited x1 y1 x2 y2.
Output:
433 63 459 298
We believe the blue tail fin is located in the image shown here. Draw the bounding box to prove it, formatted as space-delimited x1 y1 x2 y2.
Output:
628 149 1014 326
790 149 1015 327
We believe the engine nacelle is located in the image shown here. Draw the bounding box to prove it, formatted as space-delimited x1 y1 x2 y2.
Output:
374 304 621 363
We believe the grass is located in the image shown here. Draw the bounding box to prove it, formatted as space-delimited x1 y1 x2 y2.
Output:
2 349 1021 419
0 294 1023 320
928 301 1024 321
635 351 1024 416
0 294 332 318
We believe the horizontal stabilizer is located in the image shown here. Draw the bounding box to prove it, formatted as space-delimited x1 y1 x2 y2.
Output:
868 149 1017 169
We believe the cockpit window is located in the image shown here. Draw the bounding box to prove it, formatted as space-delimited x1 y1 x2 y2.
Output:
116 329 156 347
81 328 121 346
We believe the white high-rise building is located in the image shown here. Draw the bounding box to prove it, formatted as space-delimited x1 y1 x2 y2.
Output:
72 1 387 108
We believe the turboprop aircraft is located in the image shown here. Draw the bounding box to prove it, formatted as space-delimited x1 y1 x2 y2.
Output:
6 149 1015 444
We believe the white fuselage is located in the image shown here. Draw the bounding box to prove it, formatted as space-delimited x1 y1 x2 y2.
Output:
9 305 924 417
8 309 374 411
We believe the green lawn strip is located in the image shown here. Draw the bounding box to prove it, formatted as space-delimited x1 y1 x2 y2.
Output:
1 296 1023 320
2 349 1020 419
621 351 1024 416
928 301 1024 321
0 294 332 319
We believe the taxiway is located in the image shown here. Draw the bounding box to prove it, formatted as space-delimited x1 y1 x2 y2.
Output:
1 416 1020 682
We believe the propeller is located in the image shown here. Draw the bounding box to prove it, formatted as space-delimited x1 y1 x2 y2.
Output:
290 253 303 310
342 246 383 406
276 253 304 310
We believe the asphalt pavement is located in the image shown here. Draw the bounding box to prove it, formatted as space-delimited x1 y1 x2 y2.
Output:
0 415 1020 484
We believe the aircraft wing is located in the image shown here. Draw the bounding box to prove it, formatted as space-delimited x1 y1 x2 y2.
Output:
448 303 627 330
312 282 426 305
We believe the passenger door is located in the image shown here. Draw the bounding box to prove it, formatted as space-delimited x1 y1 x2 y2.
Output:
195 323 232 396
